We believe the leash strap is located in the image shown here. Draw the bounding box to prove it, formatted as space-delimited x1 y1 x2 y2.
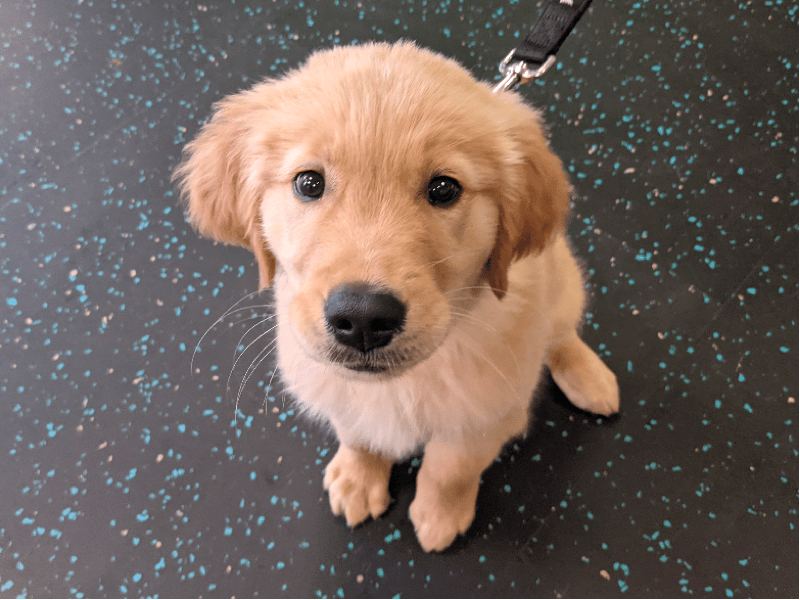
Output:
494 0 595 93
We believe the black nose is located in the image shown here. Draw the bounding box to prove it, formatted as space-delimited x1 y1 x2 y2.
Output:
324 284 406 354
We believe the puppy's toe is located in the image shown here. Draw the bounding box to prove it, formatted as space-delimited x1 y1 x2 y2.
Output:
323 446 393 527
548 337 620 416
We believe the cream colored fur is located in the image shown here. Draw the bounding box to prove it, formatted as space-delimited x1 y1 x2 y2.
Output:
175 41 619 552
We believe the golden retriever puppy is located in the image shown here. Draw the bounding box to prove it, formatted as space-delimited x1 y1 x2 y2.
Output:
175 41 619 552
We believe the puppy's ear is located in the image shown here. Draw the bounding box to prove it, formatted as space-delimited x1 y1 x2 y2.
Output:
487 108 571 299
174 92 276 289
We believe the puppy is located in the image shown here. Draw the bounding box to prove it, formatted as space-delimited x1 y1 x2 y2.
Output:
175 41 619 552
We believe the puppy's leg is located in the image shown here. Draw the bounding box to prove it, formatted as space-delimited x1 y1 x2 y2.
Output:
409 440 489 552
410 409 524 552
547 334 619 416
323 444 393 527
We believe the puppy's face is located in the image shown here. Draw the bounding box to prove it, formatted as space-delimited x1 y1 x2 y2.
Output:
263 114 500 376
176 42 570 378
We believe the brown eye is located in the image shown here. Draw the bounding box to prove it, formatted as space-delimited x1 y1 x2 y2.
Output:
427 176 462 207
293 170 325 201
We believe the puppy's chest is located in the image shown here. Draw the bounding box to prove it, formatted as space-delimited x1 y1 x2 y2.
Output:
282 329 537 459
322 377 433 459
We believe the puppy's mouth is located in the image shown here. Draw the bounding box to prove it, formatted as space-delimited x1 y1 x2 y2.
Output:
326 346 407 377
343 362 392 374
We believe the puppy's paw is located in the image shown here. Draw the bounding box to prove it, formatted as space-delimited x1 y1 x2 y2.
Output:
548 337 620 416
323 445 392 527
409 485 476 552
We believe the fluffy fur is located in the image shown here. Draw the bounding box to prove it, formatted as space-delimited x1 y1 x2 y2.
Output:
175 41 619 552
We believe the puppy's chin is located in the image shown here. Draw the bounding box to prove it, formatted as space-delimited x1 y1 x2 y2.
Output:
331 362 405 382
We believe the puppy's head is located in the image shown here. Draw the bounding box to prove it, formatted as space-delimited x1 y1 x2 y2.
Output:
175 42 570 377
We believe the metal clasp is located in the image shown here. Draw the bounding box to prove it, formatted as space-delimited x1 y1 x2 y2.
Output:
492 51 557 93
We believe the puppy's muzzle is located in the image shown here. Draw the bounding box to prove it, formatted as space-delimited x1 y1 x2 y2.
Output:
324 283 406 355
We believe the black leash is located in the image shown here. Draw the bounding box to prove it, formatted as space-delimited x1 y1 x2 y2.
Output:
493 0 595 93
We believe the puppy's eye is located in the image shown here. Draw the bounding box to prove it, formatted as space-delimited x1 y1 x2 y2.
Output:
293 170 325 201
426 176 462 207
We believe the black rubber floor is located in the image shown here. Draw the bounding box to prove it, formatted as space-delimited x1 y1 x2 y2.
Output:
1 1 796 597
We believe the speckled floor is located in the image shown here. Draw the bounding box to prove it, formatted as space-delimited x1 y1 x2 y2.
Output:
1 1 797 598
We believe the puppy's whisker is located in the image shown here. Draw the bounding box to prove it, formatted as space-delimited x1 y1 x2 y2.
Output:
232 317 276 363
449 311 499 334
263 365 282 412
238 337 278 396
453 333 523 403
234 342 275 422
236 339 278 419
226 306 277 323
433 315 522 388
227 323 279 402
444 293 479 302
225 308 277 348
420 251 461 270
443 296 485 311
443 285 488 297
226 311 274 334
191 289 269 373
446 285 533 306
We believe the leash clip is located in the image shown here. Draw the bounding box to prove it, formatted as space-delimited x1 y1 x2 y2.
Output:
493 52 556 93
492 0 594 94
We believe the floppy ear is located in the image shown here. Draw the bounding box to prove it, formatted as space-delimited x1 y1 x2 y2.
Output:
174 92 276 290
486 108 571 299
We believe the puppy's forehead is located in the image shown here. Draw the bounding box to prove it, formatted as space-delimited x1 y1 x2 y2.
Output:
277 72 506 189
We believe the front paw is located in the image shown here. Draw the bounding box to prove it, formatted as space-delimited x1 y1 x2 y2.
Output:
409 482 477 552
323 445 393 527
